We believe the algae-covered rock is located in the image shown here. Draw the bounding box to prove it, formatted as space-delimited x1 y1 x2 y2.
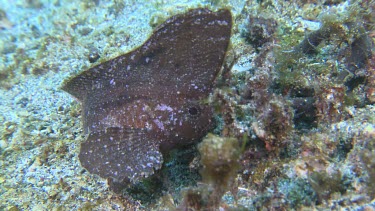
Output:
197 134 241 208
199 134 241 188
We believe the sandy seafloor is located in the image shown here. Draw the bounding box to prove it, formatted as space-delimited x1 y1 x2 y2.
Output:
0 0 375 210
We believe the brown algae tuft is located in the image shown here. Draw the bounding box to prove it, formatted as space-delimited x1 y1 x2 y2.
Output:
177 134 242 210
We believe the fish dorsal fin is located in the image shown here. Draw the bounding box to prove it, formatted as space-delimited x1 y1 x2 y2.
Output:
79 127 163 183
61 8 232 101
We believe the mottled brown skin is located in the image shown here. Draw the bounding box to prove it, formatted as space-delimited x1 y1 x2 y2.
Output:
62 8 232 185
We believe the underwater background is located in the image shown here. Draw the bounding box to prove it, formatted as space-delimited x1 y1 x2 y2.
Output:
0 0 374 210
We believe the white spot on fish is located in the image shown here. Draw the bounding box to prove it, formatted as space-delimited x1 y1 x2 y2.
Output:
153 119 165 130
155 104 173 111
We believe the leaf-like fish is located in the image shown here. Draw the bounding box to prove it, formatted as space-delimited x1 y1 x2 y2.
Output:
62 8 232 185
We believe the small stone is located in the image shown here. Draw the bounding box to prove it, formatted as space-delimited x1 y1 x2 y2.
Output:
88 48 100 63
78 27 93 36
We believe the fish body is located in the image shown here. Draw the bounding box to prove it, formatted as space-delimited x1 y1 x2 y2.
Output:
62 8 232 184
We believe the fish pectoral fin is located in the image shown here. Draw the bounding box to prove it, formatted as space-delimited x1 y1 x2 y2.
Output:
79 127 163 183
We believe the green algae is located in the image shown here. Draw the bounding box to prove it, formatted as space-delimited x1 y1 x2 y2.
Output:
273 3 373 92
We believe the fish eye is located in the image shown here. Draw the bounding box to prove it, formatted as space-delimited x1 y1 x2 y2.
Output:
188 106 199 116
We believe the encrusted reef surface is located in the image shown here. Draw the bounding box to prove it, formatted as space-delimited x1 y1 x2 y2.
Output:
0 0 374 210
